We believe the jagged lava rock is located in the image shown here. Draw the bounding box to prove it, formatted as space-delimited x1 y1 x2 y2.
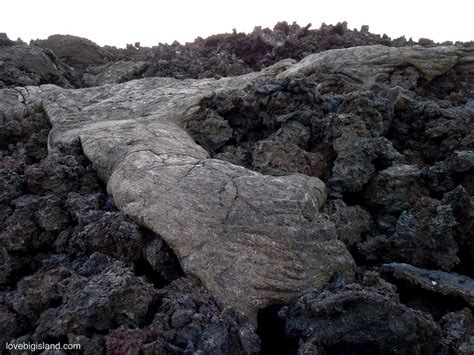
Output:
382 263 474 308
13 62 356 322
3 43 474 323
439 309 474 354
280 273 442 354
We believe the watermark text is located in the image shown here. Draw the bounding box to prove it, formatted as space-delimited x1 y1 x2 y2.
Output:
5 342 81 352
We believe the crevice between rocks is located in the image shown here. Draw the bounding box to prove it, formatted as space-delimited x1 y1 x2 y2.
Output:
257 304 297 355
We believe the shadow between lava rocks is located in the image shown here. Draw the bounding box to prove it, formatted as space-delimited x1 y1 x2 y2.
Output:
257 304 297 355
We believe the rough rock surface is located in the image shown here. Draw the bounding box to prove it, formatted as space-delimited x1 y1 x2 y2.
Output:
82 60 149 87
382 263 474 307
360 195 460 270
16 69 355 321
104 277 261 355
0 101 256 353
31 260 155 339
13 43 473 321
4 42 474 318
1 24 474 354
3 22 470 89
280 272 442 354
0 38 78 88
32 35 111 68
440 309 474 354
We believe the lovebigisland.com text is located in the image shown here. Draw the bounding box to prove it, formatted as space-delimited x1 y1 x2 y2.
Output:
5 342 81 352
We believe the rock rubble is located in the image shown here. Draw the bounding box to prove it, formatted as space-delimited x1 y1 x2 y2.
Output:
1 24 473 354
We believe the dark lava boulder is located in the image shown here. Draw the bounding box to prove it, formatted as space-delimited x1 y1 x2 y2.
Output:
32 34 110 68
5 266 82 326
425 150 474 197
442 186 474 276
0 305 23 347
280 273 442 354
0 32 16 47
439 309 474 354
0 34 78 88
32 258 155 339
380 263 474 322
359 196 460 270
322 199 372 249
105 277 261 355
68 210 143 263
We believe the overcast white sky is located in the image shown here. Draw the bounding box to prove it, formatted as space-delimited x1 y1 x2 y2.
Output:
2 0 473 47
